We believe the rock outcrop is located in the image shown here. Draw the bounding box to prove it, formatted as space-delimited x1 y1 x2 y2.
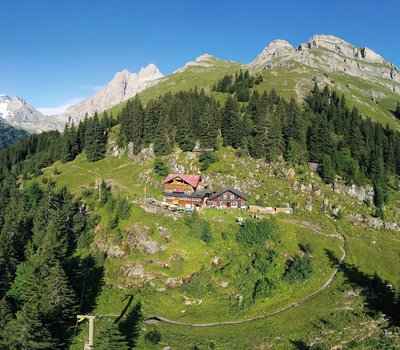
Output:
173 53 219 74
249 34 400 94
64 64 164 121
0 94 63 132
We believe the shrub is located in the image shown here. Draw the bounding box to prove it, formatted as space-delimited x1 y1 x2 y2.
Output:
145 329 161 344
299 243 314 256
154 158 169 177
237 219 278 247
252 277 275 299
198 151 218 171
284 255 313 283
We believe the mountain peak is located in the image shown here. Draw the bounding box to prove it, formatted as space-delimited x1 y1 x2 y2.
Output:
250 39 295 66
173 53 221 74
195 53 215 62
298 34 386 64
64 64 164 120
138 63 164 80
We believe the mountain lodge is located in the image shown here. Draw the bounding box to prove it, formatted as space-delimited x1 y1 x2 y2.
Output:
206 187 248 209
161 173 248 210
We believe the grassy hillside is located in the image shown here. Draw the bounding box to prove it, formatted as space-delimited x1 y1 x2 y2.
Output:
252 61 400 130
105 57 241 118
30 126 400 349
101 52 400 132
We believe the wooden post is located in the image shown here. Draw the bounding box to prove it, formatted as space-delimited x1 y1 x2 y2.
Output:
77 315 95 349
88 316 95 347
98 178 102 202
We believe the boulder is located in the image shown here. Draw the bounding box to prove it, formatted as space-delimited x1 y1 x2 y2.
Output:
164 277 183 289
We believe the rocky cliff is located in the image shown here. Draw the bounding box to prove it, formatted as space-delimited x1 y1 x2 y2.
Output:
64 63 164 121
249 34 400 94
0 94 64 132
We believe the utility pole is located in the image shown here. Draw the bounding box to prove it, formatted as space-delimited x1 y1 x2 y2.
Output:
77 315 95 349
97 178 102 202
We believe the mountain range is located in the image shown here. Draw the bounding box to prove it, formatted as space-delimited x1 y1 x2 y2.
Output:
2 34 400 135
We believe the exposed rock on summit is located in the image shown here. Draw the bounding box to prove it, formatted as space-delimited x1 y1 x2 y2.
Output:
249 34 400 94
64 63 164 121
173 53 220 74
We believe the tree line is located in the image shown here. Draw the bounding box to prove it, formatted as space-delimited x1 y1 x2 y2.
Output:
0 180 103 348
1 81 400 218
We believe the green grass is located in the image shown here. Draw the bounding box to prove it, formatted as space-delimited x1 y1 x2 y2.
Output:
34 144 400 349
103 57 241 118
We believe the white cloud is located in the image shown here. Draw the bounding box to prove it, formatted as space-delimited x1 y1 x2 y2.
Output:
79 85 103 92
38 98 83 116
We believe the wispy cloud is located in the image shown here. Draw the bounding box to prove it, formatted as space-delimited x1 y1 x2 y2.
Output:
79 85 103 92
37 98 83 116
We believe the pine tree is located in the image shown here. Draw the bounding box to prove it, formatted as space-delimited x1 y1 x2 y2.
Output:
395 101 400 119
221 95 241 148
85 113 107 162
199 102 218 149
143 100 162 145
130 96 145 153
94 322 129 350
319 154 336 183
2 303 56 349
265 111 284 162
154 110 173 156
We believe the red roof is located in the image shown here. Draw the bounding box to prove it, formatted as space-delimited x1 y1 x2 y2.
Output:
162 174 201 188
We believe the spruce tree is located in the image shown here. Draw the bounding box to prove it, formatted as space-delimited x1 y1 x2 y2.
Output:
144 100 162 145
85 113 107 162
2 303 56 349
319 154 336 183
154 110 173 156
94 322 129 350
395 101 400 119
221 95 241 148
199 102 218 149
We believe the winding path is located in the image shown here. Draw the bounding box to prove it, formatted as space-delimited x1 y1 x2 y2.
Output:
141 219 346 327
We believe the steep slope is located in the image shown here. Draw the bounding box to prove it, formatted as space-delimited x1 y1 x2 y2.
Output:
105 54 241 117
0 94 65 132
0 121 28 149
105 35 400 129
64 64 164 121
249 35 400 128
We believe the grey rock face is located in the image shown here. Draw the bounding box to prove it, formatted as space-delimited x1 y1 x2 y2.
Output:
64 63 164 121
0 94 65 132
249 34 400 95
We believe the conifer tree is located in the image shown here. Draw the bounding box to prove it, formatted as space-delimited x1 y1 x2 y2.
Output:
265 111 284 162
395 101 400 119
85 112 106 162
154 110 173 156
199 102 218 149
144 100 162 145
2 303 56 349
319 154 336 183
94 322 129 350
221 95 241 148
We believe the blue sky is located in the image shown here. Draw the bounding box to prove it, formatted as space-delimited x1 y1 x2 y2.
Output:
0 0 399 113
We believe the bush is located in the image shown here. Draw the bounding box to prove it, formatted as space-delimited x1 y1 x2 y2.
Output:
145 329 161 344
198 151 218 171
237 220 278 247
252 277 275 299
154 158 169 177
299 243 314 256
284 255 313 283
181 268 214 298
